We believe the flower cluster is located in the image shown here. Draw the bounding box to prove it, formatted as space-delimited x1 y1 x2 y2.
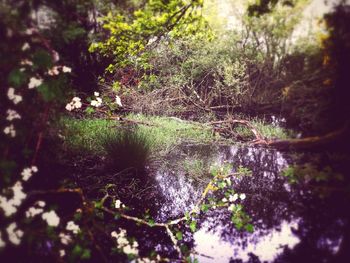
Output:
21 166 38 181
21 42 30 51
111 229 139 255
6 109 21 121
62 66 72 73
90 92 102 107
28 77 43 89
65 97 82 111
66 221 80 234
42 210 60 227
25 200 46 218
48 65 72 76
224 193 246 211
3 124 16 138
65 92 123 112
7 87 22 104
59 232 72 245
115 199 125 209
6 223 24 245
0 181 27 217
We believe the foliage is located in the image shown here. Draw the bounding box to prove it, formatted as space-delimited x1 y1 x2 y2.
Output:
282 163 344 184
89 0 206 76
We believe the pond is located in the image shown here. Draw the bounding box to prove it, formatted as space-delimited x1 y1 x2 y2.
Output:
73 139 349 262
136 144 349 263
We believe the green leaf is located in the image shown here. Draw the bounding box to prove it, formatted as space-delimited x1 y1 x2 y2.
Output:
148 219 155 227
201 204 209 213
37 79 64 102
185 211 190 221
72 244 83 257
32 49 53 69
189 221 197 232
176 231 183 240
8 69 27 87
81 249 91 260
85 107 95 114
245 224 254 233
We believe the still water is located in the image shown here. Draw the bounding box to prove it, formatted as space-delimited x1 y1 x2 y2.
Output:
147 144 348 263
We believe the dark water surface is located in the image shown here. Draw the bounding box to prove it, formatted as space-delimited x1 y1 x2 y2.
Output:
146 144 349 263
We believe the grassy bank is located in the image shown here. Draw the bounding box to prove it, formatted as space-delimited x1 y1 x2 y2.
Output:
58 114 217 156
58 113 294 156
233 118 294 141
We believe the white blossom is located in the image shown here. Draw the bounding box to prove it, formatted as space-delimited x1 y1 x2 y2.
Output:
21 168 32 181
65 103 73 111
90 96 102 107
59 249 66 257
6 109 21 121
36 200 45 207
66 221 80 234
0 181 27 216
11 181 26 206
20 59 33 66
7 88 22 104
111 229 129 248
239 193 246 200
21 42 30 51
48 66 60 76
115 200 122 209
3 124 16 137
31 166 38 173
115 95 122 107
228 204 235 211
94 91 99 97
111 231 118 239
25 28 34 35
0 196 17 216
65 97 82 111
21 166 38 181
229 194 238 202
222 197 228 203
6 223 24 245
59 232 72 245
42 210 60 227
25 206 44 218
28 77 43 89
62 66 72 73
123 244 138 255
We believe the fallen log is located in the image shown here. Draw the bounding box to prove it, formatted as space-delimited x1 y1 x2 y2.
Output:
209 118 349 150
255 123 349 150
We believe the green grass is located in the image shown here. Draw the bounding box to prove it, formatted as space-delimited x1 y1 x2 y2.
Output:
233 119 293 140
58 114 293 157
59 117 115 154
59 114 216 156
126 113 215 153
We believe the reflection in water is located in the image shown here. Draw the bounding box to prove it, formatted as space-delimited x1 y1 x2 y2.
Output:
155 170 202 221
151 144 348 262
195 220 300 263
